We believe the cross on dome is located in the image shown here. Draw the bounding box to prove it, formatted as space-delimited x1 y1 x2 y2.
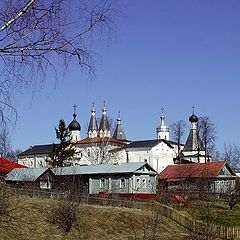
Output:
73 104 77 118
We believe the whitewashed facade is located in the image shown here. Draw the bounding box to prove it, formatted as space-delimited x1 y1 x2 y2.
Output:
114 140 184 173
18 106 207 174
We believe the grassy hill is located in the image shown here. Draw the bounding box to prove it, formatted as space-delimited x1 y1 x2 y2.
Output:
0 195 192 240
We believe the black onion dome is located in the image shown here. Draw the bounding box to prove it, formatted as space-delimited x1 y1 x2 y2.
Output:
68 113 81 131
189 114 198 123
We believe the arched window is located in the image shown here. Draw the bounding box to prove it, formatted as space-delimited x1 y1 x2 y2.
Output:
136 178 141 188
142 178 146 188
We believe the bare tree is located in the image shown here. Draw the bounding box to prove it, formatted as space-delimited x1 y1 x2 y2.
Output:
221 142 240 169
0 126 22 161
224 182 240 210
0 0 118 124
78 137 123 165
0 126 12 158
198 116 216 163
170 120 186 163
5 149 22 162
78 117 124 165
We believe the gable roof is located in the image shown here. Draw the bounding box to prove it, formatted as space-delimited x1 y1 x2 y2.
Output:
53 162 157 176
158 161 235 181
0 158 27 172
124 139 174 149
18 144 59 156
167 140 185 146
5 168 51 181
76 137 126 145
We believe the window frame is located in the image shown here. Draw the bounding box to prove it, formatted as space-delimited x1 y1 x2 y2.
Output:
136 178 141 188
142 178 146 188
119 178 126 188
99 178 106 189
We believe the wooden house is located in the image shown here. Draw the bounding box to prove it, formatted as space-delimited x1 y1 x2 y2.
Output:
5 168 54 190
158 161 237 193
53 162 157 195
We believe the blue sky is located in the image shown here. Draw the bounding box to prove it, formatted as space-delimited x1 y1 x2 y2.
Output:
12 1 240 151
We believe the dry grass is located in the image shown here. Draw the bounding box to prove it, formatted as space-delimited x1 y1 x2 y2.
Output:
0 195 191 240
179 199 240 227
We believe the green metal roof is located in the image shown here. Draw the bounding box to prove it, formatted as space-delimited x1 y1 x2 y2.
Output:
6 168 49 181
53 162 157 176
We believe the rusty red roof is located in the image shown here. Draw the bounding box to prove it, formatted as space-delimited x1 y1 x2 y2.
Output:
0 158 27 172
158 161 234 181
76 137 127 145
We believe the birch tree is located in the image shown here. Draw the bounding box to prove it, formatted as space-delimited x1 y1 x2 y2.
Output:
0 0 118 124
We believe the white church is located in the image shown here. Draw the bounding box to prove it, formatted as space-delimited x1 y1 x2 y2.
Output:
18 104 207 173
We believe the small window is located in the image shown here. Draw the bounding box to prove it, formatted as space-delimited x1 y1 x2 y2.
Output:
100 178 106 188
136 178 141 188
40 181 51 189
87 150 91 157
126 152 129 162
120 178 126 188
142 178 146 188
148 179 152 186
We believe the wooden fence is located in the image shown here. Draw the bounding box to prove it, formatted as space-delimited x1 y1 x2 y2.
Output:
160 203 240 239
10 188 240 239
10 187 150 208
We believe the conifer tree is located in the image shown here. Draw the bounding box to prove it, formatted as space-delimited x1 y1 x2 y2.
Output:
48 119 75 167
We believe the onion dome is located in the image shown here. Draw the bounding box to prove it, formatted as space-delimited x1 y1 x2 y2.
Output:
189 114 198 123
68 105 81 131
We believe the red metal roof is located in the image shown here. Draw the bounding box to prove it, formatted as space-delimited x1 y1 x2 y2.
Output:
0 158 27 172
158 161 231 181
76 137 127 145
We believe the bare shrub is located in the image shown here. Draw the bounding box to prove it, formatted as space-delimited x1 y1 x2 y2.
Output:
0 182 25 239
47 197 80 234
120 204 163 240
0 181 12 225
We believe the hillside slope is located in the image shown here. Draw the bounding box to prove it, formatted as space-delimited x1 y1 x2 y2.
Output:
0 195 192 240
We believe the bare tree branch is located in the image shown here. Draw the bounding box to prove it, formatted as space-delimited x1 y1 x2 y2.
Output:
170 120 186 162
198 116 216 162
0 0 35 32
0 0 118 125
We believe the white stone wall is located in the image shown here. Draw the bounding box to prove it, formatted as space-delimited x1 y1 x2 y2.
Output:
182 150 206 163
70 130 80 142
157 131 169 141
118 142 177 173
18 141 180 172
18 155 49 168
